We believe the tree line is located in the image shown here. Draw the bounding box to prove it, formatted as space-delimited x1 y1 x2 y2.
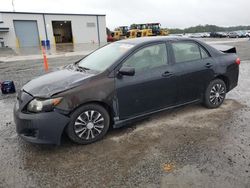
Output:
168 24 250 34
106 24 250 35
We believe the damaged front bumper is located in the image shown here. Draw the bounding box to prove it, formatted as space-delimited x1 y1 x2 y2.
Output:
13 91 70 145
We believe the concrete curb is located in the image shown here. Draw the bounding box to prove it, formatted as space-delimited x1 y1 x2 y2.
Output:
0 50 93 63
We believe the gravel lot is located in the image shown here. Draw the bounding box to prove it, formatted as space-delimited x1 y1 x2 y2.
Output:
0 38 250 188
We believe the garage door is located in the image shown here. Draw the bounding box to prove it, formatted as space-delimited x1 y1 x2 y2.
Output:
14 20 40 47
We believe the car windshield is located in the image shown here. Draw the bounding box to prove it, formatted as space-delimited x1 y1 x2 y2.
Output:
78 43 134 72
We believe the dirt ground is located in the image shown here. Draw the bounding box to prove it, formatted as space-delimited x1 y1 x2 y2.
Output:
0 38 250 188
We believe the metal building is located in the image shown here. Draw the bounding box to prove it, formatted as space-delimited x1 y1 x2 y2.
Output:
0 11 107 48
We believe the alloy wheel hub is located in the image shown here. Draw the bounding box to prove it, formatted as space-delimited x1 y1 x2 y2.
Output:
87 122 94 130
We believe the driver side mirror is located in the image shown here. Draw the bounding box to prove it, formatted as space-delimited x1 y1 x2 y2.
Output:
118 66 135 76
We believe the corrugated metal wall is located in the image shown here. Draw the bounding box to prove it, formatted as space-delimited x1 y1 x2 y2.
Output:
14 20 40 47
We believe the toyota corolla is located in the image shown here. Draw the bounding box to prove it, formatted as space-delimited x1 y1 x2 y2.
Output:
14 37 240 145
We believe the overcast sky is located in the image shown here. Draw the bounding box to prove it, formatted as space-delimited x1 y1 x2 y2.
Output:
1 0 249 29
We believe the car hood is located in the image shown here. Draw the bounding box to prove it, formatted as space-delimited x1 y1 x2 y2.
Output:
22 69 95 98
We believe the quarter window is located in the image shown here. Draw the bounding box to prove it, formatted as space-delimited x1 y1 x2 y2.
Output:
123 43 168 71
200 47 209 59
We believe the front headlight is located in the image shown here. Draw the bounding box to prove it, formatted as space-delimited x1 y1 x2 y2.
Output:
27 97 62 113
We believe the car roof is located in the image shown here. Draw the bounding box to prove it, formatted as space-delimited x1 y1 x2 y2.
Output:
113 36 223 58
116 36 192 45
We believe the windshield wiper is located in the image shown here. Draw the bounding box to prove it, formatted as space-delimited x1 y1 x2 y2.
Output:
76 64 90 72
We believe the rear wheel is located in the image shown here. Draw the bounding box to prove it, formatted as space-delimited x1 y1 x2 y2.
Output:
204 79 226 109
66 104 110 144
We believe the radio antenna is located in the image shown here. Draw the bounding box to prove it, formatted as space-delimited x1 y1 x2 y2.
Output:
12 0 15 12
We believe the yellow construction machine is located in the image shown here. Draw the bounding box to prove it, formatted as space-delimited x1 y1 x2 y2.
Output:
132 23 169 38
136 24 153 37
111 26 129 40
126 24 140 38
112 23 169 40
146 23 169 36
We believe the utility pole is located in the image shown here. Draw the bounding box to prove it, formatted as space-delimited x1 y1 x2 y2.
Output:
12 0 15 12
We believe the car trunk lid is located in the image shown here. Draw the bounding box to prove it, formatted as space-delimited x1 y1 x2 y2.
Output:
211 44 237 54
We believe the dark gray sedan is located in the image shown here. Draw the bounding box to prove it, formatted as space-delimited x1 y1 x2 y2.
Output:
14 37 240 145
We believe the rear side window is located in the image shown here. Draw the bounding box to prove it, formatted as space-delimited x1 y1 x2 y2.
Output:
172 42 209 63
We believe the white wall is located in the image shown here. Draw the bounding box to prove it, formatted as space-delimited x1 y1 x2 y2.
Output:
0 13 46 48
0 13 3 22
98 16 107 43
0 12 107 48
44 14 106 45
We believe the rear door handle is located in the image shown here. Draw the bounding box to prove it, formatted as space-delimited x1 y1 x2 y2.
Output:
162 71 174 78
205 63 213 68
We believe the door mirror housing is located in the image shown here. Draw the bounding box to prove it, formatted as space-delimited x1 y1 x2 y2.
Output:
118 66 135 76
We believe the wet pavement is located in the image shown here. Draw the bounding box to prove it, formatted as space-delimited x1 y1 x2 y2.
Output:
0 43 105 57
0 39 250 188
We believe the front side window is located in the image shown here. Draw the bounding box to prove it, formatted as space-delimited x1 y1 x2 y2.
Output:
123 43 168 72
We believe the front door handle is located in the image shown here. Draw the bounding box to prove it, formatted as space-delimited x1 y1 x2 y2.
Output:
205 63 213 68
162 71 174 78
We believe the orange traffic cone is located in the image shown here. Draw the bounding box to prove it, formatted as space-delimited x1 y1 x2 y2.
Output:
42 46 49 71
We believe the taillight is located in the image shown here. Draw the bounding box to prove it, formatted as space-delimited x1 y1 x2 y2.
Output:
235 58 241 65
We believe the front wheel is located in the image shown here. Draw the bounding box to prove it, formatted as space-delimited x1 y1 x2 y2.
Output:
66 104 110 144
204 79 227 109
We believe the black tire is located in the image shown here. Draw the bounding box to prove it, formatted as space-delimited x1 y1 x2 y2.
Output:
204 79 227 109
66 104 110 144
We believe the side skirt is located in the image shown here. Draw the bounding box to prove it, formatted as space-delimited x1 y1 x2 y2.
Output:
113 99 201 128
